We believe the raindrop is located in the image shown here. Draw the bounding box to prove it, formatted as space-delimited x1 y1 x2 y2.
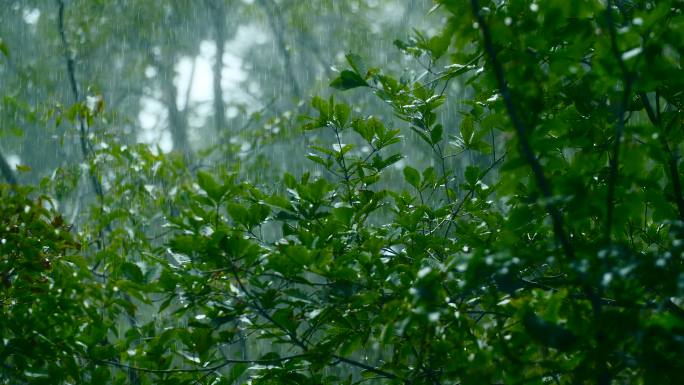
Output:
621 47 642 61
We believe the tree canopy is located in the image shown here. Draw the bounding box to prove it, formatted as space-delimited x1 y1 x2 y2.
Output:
1 0 684 384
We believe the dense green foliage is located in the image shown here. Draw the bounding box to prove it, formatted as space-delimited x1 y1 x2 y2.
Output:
2 0 684 384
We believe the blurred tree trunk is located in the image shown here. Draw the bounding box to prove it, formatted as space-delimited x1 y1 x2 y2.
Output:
257 0 302 99
159 59 190 156
211 0 227 136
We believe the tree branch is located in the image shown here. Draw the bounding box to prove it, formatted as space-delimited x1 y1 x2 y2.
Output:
229 264 401 380
56 0 104 200
442 151 507 235
470 7 613 383
469 0 574 260
604 0 633 241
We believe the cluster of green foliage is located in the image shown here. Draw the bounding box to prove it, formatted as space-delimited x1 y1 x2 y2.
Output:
0 185 95 383
2 0 684 384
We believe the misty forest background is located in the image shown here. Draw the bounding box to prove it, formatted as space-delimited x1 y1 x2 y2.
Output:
1 1 684 384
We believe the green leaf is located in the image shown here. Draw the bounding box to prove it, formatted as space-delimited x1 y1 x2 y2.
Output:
224 234 259 262
426 29 452 59
345 52 367 78
352 119 374 143
283 173 297 189
431 124 443 144
422 167 436 185
371 153 403 170
169 235 198 256
197 171 224 202
332 206 355 225
249 203 270 224
330 70 369 90
120 262 144 284
403 166 421 189
307 153 332 168
311 96 329 115
265 194 294 211
522 311 576 352
0 39 8 57
461 116 474 146
272 308 298 334
227 203 250 226
225 363 248 383
15 164 31 173
334 103 351 126
368 117 385 137
465 165 480 185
